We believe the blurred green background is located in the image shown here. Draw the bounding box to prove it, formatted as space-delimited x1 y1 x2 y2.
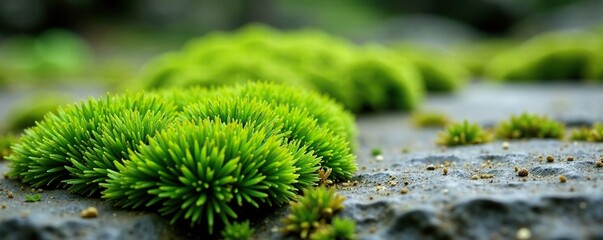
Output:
1 0 602 137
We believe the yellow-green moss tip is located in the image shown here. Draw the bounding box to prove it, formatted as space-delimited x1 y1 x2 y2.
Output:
437 120 490 146
495 113 564 140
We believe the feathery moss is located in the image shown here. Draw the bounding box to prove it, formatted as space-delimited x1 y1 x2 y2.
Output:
495 113 564 140
282 186 346 239
182 96 354 182
7 92 176 194
436 120 490 146
228 82 356 148
103 119 299 232
136 25 425 113
64 110 176 195
221 221 254 240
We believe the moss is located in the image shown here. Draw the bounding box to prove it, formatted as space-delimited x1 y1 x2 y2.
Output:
137 25 425 113
436 120 490 146
485 31 601 82
495 113 564 140
282 186 346 239
344 48 424 112
8 92 177 194
182 97 323 187
228 82 357 150
411 112 450 128
570 127 591 141
310 217 356 240
8 83 358 235
587 123 603 142
393 43 469 92
103 119 299 232
221 221 254 240
371 148 382 157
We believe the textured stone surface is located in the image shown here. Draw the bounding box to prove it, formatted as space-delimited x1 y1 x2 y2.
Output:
1 83 603 239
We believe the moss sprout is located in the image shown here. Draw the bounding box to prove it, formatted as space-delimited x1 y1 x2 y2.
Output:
411 111 450 128
24 193 42 202
282 186 346 239
436 120 490 146
221 221 254 240
495 113 564 140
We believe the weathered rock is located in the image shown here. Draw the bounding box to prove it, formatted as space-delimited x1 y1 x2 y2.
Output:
2 83 603 239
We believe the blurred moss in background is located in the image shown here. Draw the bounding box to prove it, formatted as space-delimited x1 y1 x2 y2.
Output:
0 0 602 128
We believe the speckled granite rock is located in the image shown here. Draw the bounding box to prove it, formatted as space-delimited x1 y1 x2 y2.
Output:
1 83 603 240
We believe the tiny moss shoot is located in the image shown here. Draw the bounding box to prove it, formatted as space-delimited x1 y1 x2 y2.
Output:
221 221 254 240
24 194 42 202
0 133 17 161
436 120 490 146
570 127 590 141
310 217 356 240
371 148 382 156
495 113 564 140
411 111 451 128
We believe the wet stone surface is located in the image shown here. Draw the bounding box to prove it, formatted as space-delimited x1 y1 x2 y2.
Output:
1 83 603 239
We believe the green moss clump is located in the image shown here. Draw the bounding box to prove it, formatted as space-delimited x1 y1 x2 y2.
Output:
8 93 177 195
103 119 299 232
344 48 424 112
282 186 346 239
8 83 358 235
436 120 490 146
570 127 591 141
485 31 601 82
411 111 451 128
588 123 603 142
393 44 469 92
221 221 254 240
571 123 603 142
495 113 564 140
136 25 425 113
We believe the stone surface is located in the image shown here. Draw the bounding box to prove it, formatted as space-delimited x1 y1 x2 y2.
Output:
1 83 603 239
